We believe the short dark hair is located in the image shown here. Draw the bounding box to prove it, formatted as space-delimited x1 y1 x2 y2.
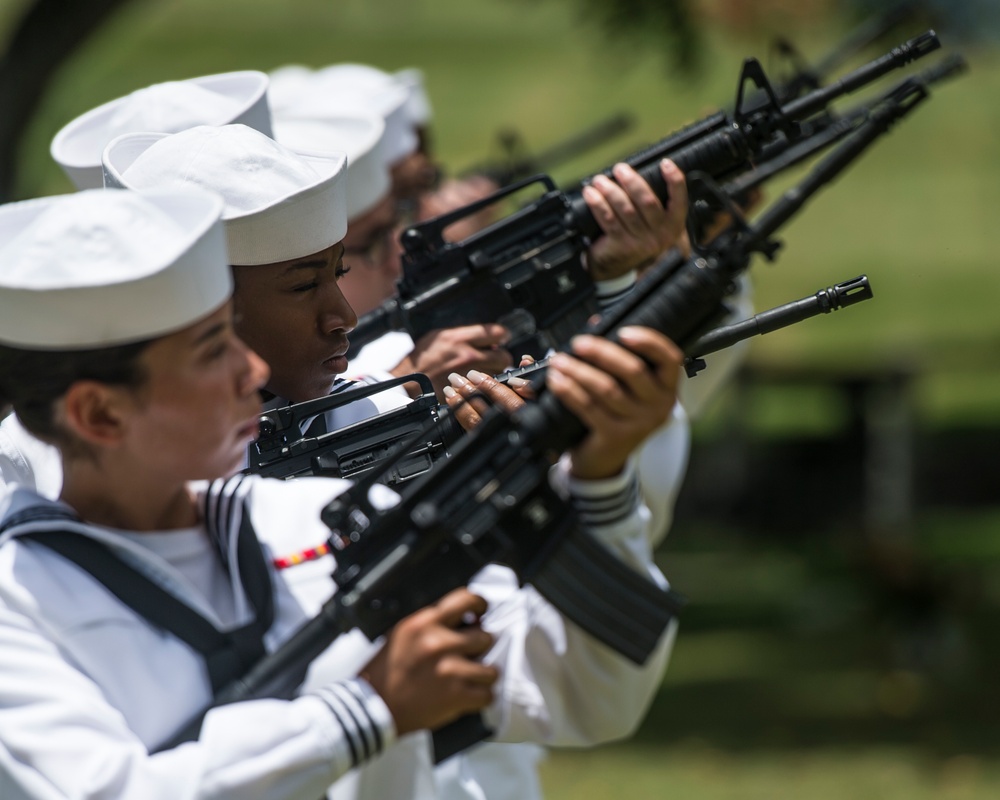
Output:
0 340 153 456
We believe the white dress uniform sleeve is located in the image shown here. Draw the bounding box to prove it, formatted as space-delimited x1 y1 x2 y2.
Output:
593 270 637 310
474 462 677 748
0 603 392 800
636 401 691 548
592 269 693 545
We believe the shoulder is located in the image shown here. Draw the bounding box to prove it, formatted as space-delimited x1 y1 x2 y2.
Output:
0 486 69 544
0 492 118 629
0 414 62 498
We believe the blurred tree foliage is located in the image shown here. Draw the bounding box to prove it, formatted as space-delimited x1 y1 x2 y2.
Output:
543 0 998 75
536 0 848 76
555 0 701 72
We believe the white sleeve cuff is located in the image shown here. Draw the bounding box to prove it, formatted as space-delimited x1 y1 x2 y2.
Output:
594 271 637 310
566 461 640 528
311 677 397 772
549 457 641 528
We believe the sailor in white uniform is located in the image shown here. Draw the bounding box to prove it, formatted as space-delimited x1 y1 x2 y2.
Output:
0 186 500 800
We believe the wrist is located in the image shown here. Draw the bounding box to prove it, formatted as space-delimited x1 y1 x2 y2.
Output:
568 449 630 481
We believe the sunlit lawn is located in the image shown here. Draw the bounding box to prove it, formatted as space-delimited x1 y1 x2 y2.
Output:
541 745 1000 800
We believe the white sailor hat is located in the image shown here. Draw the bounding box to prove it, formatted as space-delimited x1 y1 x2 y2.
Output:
271 111 390 219
103 124 348 266
51 71 273 191
394 68 433 127
266 64 319 115
276 63 419 167
0 186 230 349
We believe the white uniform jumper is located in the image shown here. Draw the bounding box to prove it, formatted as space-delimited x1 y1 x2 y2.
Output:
0 475 396 800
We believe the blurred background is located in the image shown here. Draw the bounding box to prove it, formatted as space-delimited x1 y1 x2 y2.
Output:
2 0 999 796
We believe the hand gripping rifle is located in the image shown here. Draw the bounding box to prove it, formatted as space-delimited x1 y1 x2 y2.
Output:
158 69 933 763
347 32 939 360
244 374 458 486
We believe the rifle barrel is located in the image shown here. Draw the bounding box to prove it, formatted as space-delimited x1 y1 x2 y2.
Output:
689 276 873 357
782 30 939 120
813 0 923 78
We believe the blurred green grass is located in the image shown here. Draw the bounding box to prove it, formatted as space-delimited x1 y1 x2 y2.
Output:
5 2 1000 796
540 508 1000 798
540 745 1000 800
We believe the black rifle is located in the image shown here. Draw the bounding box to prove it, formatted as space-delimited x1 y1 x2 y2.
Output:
245 374 457 486
494 275 875 386
245 275 873 493
770 1 923 102
560 3 922 193
156 71 936 760
688 51 967 241
682 276 872 377
458 112 636 187
348 32 939 361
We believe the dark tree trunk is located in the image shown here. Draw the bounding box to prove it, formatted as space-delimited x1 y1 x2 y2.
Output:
0 0 133 201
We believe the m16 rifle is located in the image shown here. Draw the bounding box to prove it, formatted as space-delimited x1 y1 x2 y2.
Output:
347 32 939 361
561 3 923 193
245 374 457 486
457 112 636 188
768 0 923 103
688 51 967 241
159 55 937 764
494 275 876 385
